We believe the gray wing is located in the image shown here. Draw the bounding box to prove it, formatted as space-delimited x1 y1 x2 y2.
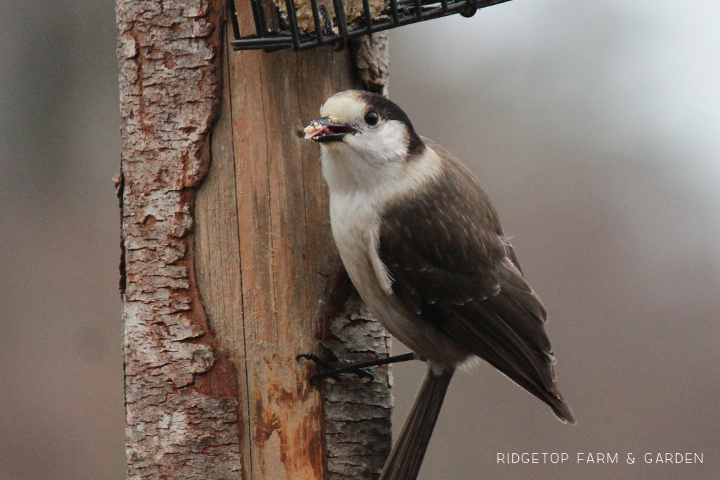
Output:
378 148 574 423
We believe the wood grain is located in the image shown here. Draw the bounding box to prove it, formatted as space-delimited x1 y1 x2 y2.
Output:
194 7 394 480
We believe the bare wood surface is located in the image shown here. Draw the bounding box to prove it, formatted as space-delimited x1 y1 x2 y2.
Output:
194 5 394 480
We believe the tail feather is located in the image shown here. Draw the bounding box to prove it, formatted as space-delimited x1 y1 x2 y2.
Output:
380 365 455 480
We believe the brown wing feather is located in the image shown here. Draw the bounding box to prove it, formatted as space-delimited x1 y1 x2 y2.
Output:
379 145 575 423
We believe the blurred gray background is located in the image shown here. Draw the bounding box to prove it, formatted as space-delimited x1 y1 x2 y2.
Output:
1 0 718 479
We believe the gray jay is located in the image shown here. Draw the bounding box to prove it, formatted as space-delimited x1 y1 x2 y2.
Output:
303 90 575 480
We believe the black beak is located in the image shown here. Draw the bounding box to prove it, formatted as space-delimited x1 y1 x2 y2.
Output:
304 116 356 143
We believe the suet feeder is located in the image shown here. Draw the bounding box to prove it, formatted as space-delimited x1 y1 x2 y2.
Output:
230 0 513 52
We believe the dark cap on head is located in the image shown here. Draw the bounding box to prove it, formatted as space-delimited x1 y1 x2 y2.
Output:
357 91 425 157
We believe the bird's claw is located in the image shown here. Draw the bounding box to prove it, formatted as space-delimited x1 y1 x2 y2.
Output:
297 342 376 384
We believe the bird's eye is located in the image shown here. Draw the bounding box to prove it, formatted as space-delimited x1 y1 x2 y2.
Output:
364 111 379 126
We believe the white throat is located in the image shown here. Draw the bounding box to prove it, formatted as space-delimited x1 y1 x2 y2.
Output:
322 141 443 207
320 144 397 196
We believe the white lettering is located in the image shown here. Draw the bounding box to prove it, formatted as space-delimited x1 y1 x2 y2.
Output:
645 452 703 464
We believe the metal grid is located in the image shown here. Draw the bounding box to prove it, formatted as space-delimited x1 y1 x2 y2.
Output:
230 0 513 51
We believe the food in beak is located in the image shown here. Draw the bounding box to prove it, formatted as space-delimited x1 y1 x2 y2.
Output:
303 121 330 140
304 118 355 142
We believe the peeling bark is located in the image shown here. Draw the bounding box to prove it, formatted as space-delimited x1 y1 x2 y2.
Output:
119 0 393 474
351 32 390 96
322 271 393 480
118 0 242 477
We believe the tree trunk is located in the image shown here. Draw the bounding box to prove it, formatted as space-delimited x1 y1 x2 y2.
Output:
118 0 391 477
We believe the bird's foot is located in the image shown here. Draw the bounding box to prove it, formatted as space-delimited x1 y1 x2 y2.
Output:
296 343 375 384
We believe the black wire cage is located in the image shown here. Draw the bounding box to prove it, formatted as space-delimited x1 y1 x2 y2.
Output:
229 0 513 52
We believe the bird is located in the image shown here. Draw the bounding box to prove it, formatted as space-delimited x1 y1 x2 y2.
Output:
303 90 575 480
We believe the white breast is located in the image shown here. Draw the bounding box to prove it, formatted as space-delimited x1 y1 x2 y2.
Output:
322 140 440 316
322 145 472 366
329 190 388 303
328 190 415 346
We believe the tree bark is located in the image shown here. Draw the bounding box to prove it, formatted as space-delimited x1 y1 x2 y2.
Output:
119 0 392 477
118 0 243 478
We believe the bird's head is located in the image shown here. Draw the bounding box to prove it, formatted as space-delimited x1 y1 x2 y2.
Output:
305 91 426 192
305 91 425 163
